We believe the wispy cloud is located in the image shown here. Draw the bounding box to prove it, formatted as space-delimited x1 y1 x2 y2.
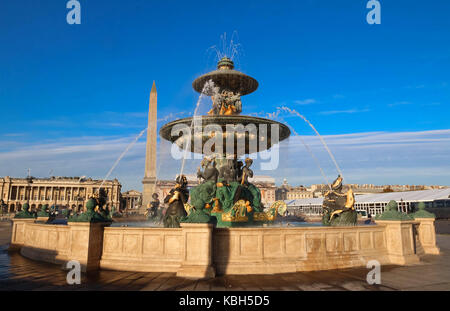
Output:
319 108 370 115
2 133 25 137
405 84 425 89
1 129 449 190
294 99 316 105
388 101 412 107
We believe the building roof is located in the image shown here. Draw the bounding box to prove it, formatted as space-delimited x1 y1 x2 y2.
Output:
286 188 450 206
355 188 450 203
249 176 275 184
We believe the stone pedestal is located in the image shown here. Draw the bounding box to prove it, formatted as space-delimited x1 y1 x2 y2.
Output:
176 223 215 279
9 218 35 251
376 220 420 265
67 222 109 272
415 218 440 255
36 217 49 223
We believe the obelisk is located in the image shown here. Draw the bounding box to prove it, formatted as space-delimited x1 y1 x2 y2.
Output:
141 81 157 213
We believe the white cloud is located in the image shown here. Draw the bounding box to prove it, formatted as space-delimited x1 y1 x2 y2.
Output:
388 101 412 107
294 99 316 105
319 108 370 115
0 129 449 190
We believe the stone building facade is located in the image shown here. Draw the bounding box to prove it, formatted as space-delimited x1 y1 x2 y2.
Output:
0 176 121 213
121 190 142 213
275 179 314 201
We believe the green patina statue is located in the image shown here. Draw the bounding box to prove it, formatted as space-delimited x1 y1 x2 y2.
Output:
322 175 357 226
146 193 161 221
181 157 266 227
163 175 189 228
68 189 112 223
412 201 435 219
37 204 50 218
14 203 35 219
182 157 219 224
375 200 414 221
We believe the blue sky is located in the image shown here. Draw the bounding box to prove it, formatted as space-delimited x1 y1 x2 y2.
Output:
0 0 449 190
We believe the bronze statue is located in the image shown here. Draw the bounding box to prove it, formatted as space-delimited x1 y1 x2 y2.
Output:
322 175 357 226
219 160 237 184
235 160 244 182
208 87 223 115
14 203 35 219
241 158 254 185
208 89 242 116
163 175 189 228
197 157 219 183
147 193 160 220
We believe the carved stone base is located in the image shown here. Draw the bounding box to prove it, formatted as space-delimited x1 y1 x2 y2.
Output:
176 223 215 279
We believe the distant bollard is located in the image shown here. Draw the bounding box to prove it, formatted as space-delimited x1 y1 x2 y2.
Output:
366 260 381 285
66 260 81 285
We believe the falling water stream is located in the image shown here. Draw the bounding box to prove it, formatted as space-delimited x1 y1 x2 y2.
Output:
100 128 147 188
286 124 331 189
178 80 216 177
279 106 344 179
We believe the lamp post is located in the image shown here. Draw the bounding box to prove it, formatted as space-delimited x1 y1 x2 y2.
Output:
25 172 33 213
0 199 5 215
75 195 83 214
53 186 59 213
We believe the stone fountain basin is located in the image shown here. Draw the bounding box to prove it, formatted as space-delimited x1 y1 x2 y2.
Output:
160 115 291 155
10 218 440 276
192 69 258 95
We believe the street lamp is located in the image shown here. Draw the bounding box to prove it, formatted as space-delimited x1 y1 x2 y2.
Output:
75 195 85 214
25 173 34 213
53 186 59 213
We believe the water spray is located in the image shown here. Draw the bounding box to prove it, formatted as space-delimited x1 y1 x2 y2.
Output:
100 128 147 188
178 80 216 177
279 106 344 179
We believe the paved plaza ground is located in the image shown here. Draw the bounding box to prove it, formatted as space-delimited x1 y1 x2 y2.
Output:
0 220 450 291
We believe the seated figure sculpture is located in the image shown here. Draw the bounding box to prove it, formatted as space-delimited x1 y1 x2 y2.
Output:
322 175 357 226
182 159 218 223
219 160 236 185
197 157 219 183
147 193 160 221
239 158 262 211
14 203 35 219
68 197 111 223
163 175 189 228
208 89 242 116
37 204 50 218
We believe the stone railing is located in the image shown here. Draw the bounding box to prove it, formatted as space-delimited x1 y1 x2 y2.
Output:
213 225 391 275
10 218 440 279
10 219 108 272
99 226 184 273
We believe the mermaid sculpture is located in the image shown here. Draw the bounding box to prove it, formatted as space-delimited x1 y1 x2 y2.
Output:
322 175 357 226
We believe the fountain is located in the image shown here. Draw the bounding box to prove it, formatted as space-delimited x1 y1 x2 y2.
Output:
8 52 441 277
160 57 290 227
